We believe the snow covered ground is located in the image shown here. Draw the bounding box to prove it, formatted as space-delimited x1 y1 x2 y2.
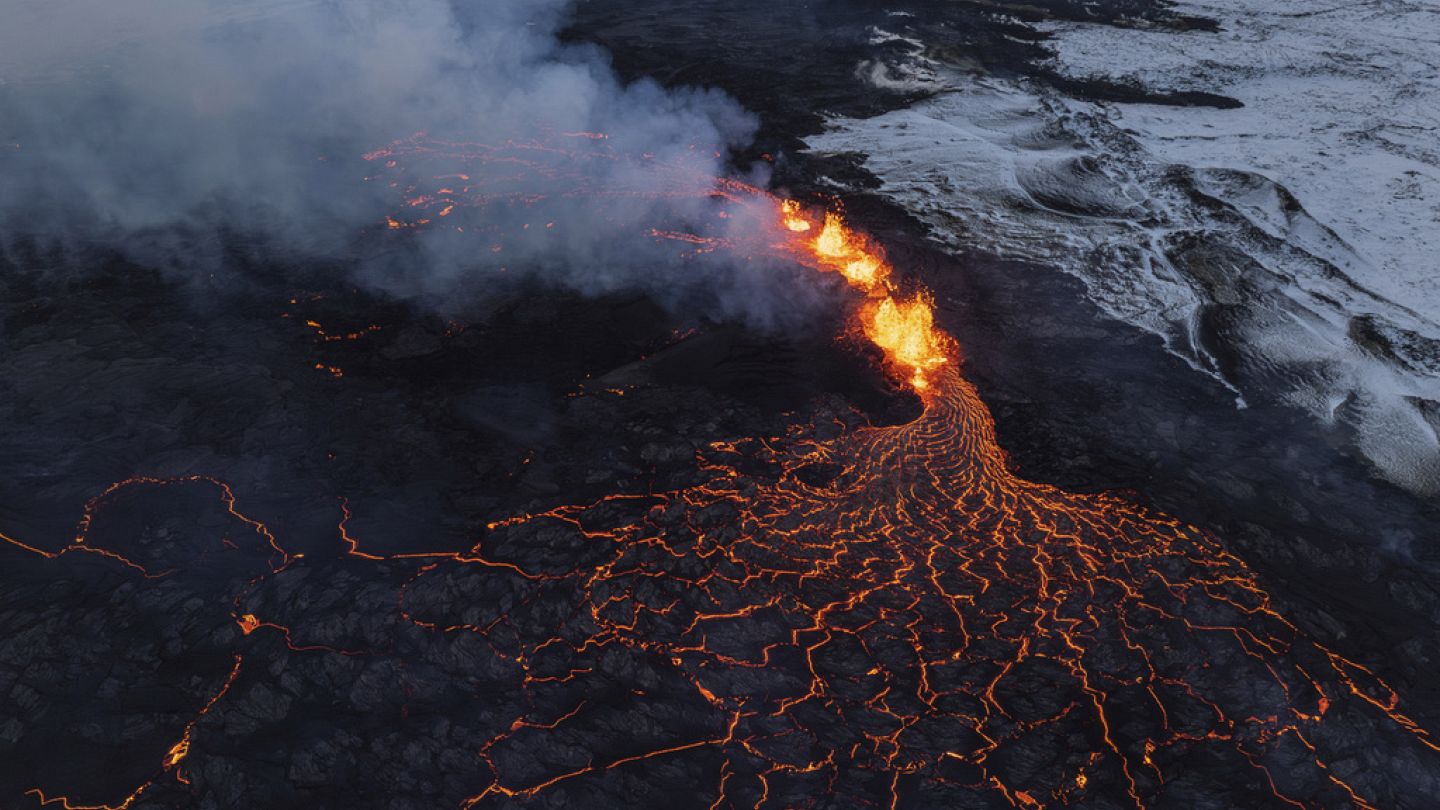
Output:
1040 0 1440 318
808 7 1440 494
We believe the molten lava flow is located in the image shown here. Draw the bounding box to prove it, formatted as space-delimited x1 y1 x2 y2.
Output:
6 133 1436 809
360 133 948 392
364 152 1440 805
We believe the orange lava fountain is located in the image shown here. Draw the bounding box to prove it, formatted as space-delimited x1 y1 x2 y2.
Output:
771 200 948 392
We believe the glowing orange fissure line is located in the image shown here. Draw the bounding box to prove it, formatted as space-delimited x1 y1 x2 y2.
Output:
776 201 949 393
24 656 242 810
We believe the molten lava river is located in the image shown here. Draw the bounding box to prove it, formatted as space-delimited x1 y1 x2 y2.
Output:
4 134 1437 809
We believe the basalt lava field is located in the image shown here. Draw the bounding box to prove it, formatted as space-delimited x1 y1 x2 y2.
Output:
2 1 1439 809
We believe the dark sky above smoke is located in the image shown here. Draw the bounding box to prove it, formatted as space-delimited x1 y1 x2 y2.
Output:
0 0 824 327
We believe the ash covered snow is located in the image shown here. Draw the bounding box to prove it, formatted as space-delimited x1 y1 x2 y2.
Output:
807 1 1440 494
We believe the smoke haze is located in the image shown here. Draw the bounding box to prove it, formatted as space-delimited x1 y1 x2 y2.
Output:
0 0 819 326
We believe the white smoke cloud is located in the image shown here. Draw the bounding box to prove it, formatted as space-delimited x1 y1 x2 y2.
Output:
0 0 824 326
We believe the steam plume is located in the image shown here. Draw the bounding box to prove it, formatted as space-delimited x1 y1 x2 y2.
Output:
0 0 818 325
